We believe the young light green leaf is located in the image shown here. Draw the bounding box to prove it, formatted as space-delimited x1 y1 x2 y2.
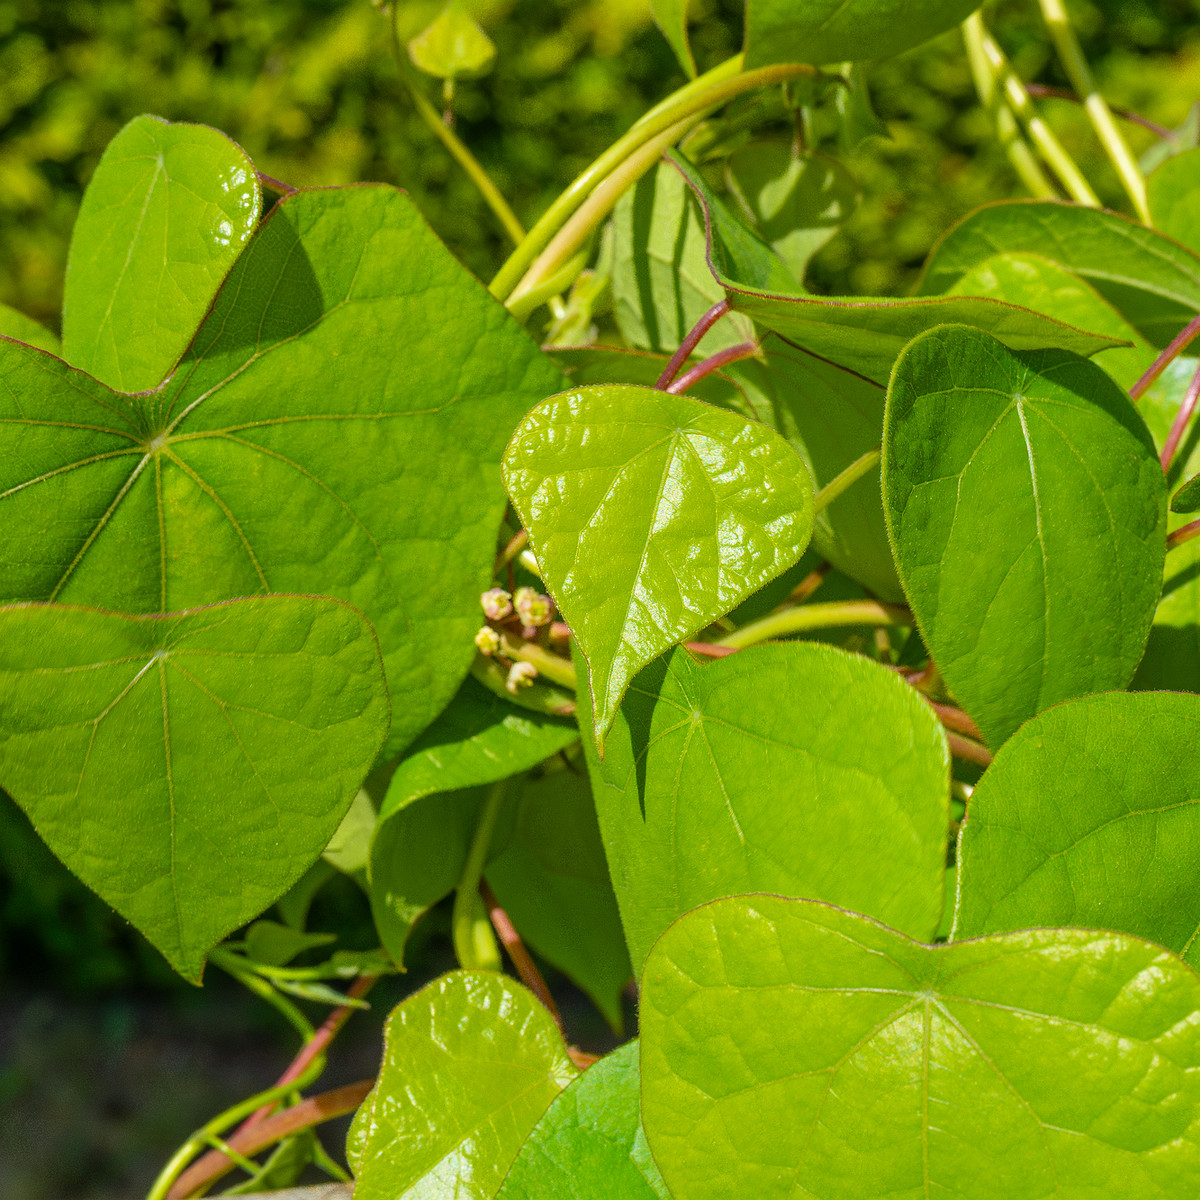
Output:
650 0 695 76
242 919 336 968
946 251 1154 393
496 1041 668 1200
504 385 814 749
723 336 902 601
611 161 756 359
369 676 577 965
322 787 376 883
917 198 1200 346
1174 472 1200 514
744 0 984 69
0 185 566 756
348 971 577 1200
641 896 1200 1199
725 145 860 285
578 643 950 973
0 303 61 356
671 153 1125 384
884 325 1166 748
62 115 260 393
0 596 389 982
1149 148 1200 256
408 0 497 80
954 692 1200 967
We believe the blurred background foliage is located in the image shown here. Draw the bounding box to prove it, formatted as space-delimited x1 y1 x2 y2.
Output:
0 1 1197 1195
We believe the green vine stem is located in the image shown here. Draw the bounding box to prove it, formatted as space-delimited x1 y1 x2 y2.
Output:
452 779 508 970
961 14 1058 200
489 56 820 303
965 14 1099 207
812 449 882 516
499 632 578 690
388 9 526 247
209 947 315 1042
717 600 911 650
1036 0 1151 223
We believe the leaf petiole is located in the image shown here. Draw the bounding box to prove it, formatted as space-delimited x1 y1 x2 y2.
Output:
812 448 882 515
717 600 911 650
1130 312 1200 400
452 780 508 970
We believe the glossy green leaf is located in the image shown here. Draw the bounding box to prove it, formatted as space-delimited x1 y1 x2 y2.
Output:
485 770 632 1030
723 336 902 601
611 161 756 359
349 970 577 1200
917 199 1200 346
369 676 577 963
62 115 260 393
578 642 950 973
672 153 1125 384
954 691 1200 968
0 595 389 981
1149 148 1200 256
408 0 497 80
884 325 1166 748
641 895 1200 1199
0 185 565 756
1174 473 1200 514
650 0 694 76
946 252 1154 393
504 384 814 748
744 0 984 69
725 145 860 285
496 1040 668 1200
0 303 61 356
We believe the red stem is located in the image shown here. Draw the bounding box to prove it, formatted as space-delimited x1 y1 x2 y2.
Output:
947 732 994 768
1024 83 1173 139
1161 359 1200 471
1168 517 1200 552
1130 313 1200 401
686 641 739 658
654 299 731 389
258 172 299 196
667 341 760 394
480 881 563 1033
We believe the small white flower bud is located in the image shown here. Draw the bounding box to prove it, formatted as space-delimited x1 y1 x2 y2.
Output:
474 626 502 656
505 661 538 694
514 585 553 628
481 587 513 620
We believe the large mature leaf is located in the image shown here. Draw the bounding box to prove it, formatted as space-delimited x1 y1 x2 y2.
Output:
348 971 577 1200
62 115 260 393
1150 149 1200 255
641 895 1200 1199
724 337 902 600
946 252 1154 392
725 144 860 285
578 642 949 973
917 199 1200 346
955 693 1200 966
744 0 984 69
0 596 389 981
0 185 565 755
369 676 577 963
611 161 756 359
670 153 1125 384
504 384 814 748
0 304 61 356
884 325 1166 748
650 0 694 76
496 1041 668 1200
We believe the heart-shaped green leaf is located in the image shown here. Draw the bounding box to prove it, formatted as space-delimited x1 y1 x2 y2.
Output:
369 676 578 963
955 691 1200 966
641 895 1200 1199
612 161 756 358
504 385 814 749
725 144 860 285
496 1040 668 1200
0 595 389 981
0 303 60 356
884 325 1166 748
917 199 1200 346
578 642 949 973
408 0 497 80
62 115 260 393
1149 148 1200 256
348 970 577 1200
0 185 565 755
744 0 985 69
670 153 1126 384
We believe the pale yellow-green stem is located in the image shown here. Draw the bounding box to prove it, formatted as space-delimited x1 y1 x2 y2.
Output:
1037 0 1150 222
812 449 881 516
717 601 911 650
452 780 507 971
499 632 577 690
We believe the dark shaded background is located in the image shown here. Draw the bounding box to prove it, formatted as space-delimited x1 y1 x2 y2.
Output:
1 1 1198 1196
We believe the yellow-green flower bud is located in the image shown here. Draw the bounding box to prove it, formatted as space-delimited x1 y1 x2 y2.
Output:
474 626 502 656
514 585 553 628
481 587 513 620
505 661 538 694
